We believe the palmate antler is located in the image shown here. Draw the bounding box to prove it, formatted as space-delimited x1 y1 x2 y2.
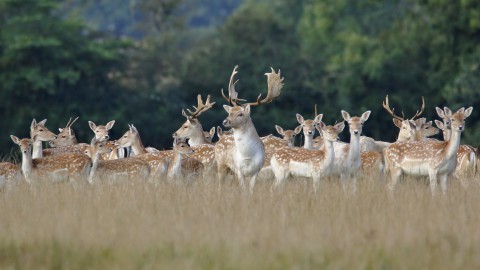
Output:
182 95 216 120
221 65 284 107
382 95 425 121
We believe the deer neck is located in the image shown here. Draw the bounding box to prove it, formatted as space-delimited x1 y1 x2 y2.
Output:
32 140 43 159
232 119 262 156
303 134 314 149
131 135 147 155
323 139 335 170
88 153 100 184
444 129 461 160
443 128 452 141
188 127 207 146
347 133 361 169
21 150 33 182
167 152 183 178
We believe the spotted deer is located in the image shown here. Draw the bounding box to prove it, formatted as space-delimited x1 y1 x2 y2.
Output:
0 162 21 187
85 139 150 184
115 125 206 176
275 125 302 147
270 122 345 192
297 114 323 149
11 135 91 184
30 119 57 159
44 117 90 157
215 65 284 192
384 107 473 194
383 95 425 142
203 127 216 144
173 95 216 146
435 107 476 179
88 120 115 142
166 138 203 179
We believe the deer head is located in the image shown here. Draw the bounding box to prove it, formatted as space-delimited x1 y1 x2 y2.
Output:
30 119 56 142
88 120 115 142
341 110 371 137
203 127 216 144
383 95 424 141
173 95 215 141
275 125 302 147
49 117 79 147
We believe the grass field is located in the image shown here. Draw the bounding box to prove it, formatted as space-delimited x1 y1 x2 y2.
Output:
1 175 480 269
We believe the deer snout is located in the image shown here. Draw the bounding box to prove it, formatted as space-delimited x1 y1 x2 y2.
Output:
223 119 231 127
307 130 313 135
458 125 464 131
353 130 359 135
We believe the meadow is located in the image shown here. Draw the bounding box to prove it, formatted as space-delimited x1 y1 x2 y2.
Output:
1 174 479 270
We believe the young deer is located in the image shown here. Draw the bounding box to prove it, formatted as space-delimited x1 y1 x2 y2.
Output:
30 119 57 159
275 125 302 147
203 127 216 144
89 120 115 142
296 114 323 149
166 138 203 179
11 136 91 184
173 95 215 146
44 117 90 157
384 107 473 194
270 122 345 192
215 65 284 192
435 107 476 178
85 139 150 184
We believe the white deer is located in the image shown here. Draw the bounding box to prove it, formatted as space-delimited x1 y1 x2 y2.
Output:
215 65 284 192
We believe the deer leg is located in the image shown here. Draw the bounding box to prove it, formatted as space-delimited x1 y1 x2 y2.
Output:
271 167 287 191
312 173 321 193
439 174 448 194
388 167 402 193
249 174 258 194
428 170 438 195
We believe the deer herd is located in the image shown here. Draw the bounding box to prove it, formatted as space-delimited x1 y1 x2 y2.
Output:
0 66 477 195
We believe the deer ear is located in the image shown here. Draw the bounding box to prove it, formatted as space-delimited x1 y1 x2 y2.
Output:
223 105 232 113
88 121 97 131
408 120 416 129
10 135 20 144
434 120 444 130
341 110 350 121
31 119 37 130
38 119 47 126
314 114 323 123
244 104 251 115
217 126 223 136
294 125 303 135
444 107 453 117
464 107 473 118
361 110 371 122
209 127 215 136
436 107 445 118
392 119 402 128
275 125 284 135
296 114 304 124
105 120 115 131
334 122 345 133
316 122 326 132
59 128 63 132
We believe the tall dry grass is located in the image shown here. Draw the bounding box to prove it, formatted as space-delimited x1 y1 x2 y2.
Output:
1 174 480 269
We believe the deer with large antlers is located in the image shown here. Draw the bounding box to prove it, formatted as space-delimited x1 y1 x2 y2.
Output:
11 135 91 184
435 107 476 179
215 65 284 192
173 95 216 146
384 107 473 194
271 121 344 192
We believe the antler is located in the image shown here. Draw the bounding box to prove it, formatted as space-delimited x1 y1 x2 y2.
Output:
382 95 404 121
221 66 284 107
66 116 79 129
182 94 216 120
245 67 284 107
410 96 425 120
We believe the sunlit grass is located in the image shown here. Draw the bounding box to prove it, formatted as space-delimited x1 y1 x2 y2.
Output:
0 175 479 269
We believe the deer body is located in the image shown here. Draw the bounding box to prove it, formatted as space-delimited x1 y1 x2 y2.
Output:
384 107 473 194
0 162 21 187
270 122 344 191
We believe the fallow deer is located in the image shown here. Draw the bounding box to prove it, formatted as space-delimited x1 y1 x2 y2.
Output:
435 107 476 179
88 120 115 142
275 125 302 147
44 117 90 157
85 139 150 184
203 127 216 144
270 122 345 192
297 114 323 149
166 138 203 179
0 162 21 187
383 95 425 142
30 119 57 159
384 107 473 194
11 136 91 184
173 95 216 146
215 65 284 192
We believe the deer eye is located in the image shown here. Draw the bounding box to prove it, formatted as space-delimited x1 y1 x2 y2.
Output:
61 135 66 138
39 129 44 132
238 113 243 117
124 136 127 138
